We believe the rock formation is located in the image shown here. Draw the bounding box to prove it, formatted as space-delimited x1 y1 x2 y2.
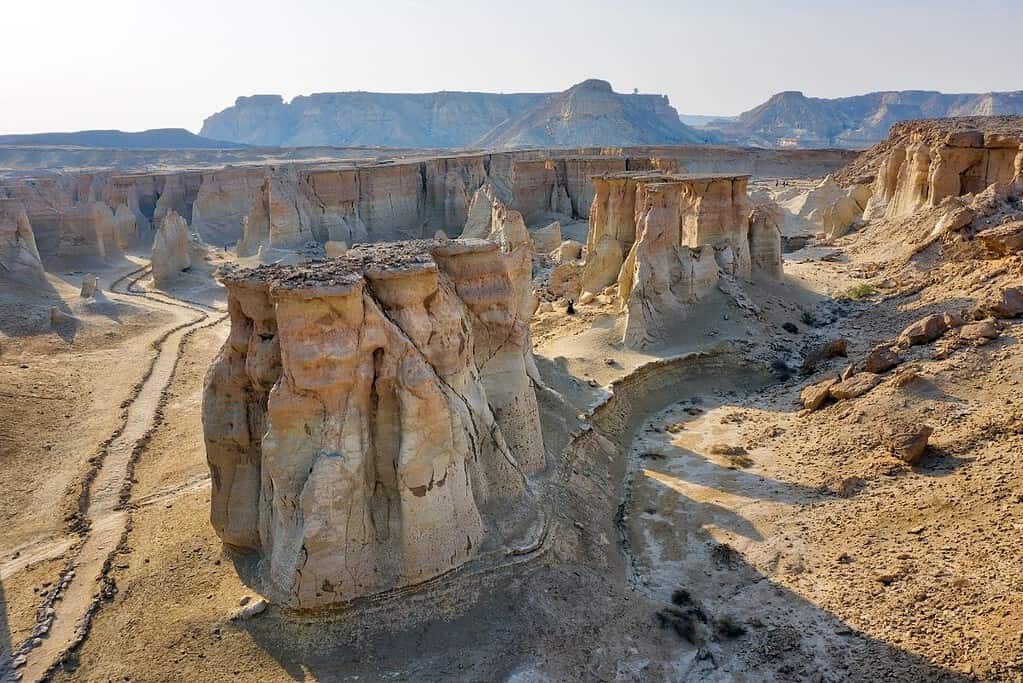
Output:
0 199 45 284
577 171 779 346
151 211 191 286
113 204 138 249
202 239 545 608
201 81 714 149
56 202 121 261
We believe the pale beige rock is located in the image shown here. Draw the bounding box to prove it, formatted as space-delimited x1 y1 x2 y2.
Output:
324 240 348 258
203 239 543 609
552 239 584 264
0 199 45 285
152 211 191 286
863 344 902 374
531 221 563 254
549 263 582 300
748 202 784 278
618 183 720 347
579 235 624 298
982 284 1023 318
113 204 138 250
57 202 121 261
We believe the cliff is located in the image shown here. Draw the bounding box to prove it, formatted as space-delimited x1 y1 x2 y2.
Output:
707 90 1023 149
200 81 713 149
202 239 544 608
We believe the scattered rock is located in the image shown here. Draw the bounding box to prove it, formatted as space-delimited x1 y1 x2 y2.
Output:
828 373 881 400
782 322 799 334
983 284 1023 319
232 597 267 620
959 319 1001 344
898 314 948 347
863 344 902 373
883 423 933 464
978 221 1023 256
801 378 838 411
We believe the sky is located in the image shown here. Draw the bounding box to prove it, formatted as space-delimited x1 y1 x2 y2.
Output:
2 0 1021 135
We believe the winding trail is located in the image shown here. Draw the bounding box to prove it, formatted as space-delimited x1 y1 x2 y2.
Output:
6 266 224 682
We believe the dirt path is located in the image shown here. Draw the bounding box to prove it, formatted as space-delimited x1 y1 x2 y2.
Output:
6 268 218 682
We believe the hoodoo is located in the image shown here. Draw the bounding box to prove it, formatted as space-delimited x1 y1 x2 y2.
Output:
0 199 46 285
202 239 545 608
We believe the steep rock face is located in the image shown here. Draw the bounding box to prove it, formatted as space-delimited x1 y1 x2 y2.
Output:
202 239 544 608
850 121 1023 220
707 90 1023 148
0 199 45 284
57 202 121 261
580 172 776 346
112 204 138 249
191 168 268 247
151 211 191 285
617 184 720 347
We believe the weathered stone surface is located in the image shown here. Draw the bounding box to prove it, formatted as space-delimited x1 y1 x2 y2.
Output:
978 221 1023 256
883 423 933 464
579 235 624 299
113 204 138 249
552 240 583 264
958 319 1001 343
749 202 784 277
531 221 562 254
0 199 45 285
152 211 191 286
801 378 838 411
617 182 720 347
898 314 949 347
828 372 881 400
203 239 544 608
57 202 121 261
863 344 902 374
982 285 1023 318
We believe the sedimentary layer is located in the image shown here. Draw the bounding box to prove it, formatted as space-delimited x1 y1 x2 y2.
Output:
202 239 545 608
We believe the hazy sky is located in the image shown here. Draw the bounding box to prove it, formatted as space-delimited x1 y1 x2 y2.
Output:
2 0 1021 134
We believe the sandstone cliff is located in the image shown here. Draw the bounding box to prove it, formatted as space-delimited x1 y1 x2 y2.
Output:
203 239 545 608
0 199 45 284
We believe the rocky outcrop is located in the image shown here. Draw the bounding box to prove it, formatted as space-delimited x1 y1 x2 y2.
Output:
202 239 545 608
112 204 138 249
56 202 121 261
151 211 191 285
617 182 721 347
0 199 45 284
837 119 1023 221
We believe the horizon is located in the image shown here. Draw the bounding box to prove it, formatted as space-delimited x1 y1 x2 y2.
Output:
2 0 1022 135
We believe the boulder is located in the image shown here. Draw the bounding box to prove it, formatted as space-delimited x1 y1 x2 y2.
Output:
898 314 948 347
863 344 902 374
549 263 582 300
828 373 881 400
978 221 1023 257
958 319 1000 344
531 221 563 254
553 239 584 264
801 378 838 411
80 274 100 298
749 202 784 278
579 235 624 298
883 423 933 464
983 285 1023 319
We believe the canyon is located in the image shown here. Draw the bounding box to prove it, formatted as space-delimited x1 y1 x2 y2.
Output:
1 112 1022 683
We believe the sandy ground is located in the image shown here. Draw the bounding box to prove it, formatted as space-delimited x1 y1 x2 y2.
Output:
1 194 1022 681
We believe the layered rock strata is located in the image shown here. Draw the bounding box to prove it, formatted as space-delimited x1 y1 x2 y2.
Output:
581 172 780 346
0 199 45 284
202 239 545 608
